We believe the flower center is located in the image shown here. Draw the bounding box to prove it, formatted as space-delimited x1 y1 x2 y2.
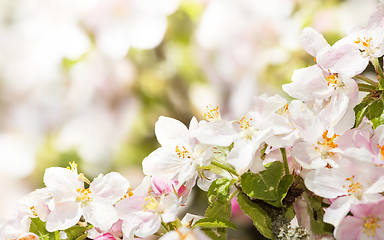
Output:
203 105 221 121
143 196 159 211
176 146 191 159
363 215 380 237
316 130 339 158
355 36 379 57
237 116 252 129
325 73 338 86
278 104 289 116
29 206 38 218
76 188 92 202
343 175 363 199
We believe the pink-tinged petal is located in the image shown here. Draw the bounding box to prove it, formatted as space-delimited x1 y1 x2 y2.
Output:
323 196 354 228
151 176 177 196
282 66 333 102
142 147 185 179
191 120 237 147
46 201 82 232
115 196 146 216
155 116 189 148
135 213 161 238
288 100 323 143
350 199 384 218
83 202 119 232
304 168 349 198
252 95 287 117
337 128 372 152
94 233 116 240
317 92 352 134
334 216 362 240
90 172 130 204
300 27 330 57
291 142 326 169
317 44 368 77
43 167 82 202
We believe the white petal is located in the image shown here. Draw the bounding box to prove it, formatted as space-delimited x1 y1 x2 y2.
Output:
46 201 82 232
83 202 119 232
282 66 333 102
291 142 326 169
155 116 190 148
323 197 354 228
142 147 185 178
43 167 82 202
191 120 237 147
317 44 368 77
90 172 130 204
300 27 330 57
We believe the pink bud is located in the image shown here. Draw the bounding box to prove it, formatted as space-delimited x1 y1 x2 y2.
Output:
151 176 185 197
95 233 116 240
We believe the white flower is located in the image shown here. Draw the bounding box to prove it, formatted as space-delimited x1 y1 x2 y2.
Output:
44 165 130 232
304 156 384 228
142 116 213 185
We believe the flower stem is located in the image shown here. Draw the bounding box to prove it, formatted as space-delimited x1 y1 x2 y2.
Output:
229 188 239 201
358 83 377 92
211 159 238 177
280 148 290 175
371 57 384 90
354 74 378 86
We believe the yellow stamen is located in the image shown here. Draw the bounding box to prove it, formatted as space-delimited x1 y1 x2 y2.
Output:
143 196 159 211
325 72 338 86
203 105 221 121
66 161 78 172
176 146 191 159
363 215 380 237
237 116 252 129
76 188 92 202
278 104 289 116
342 175 363 197
377 144 384 160
318 130 339 149
30 206 38 218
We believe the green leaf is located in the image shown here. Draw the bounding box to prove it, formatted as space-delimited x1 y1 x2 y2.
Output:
240 161 294 207
354 101 370 127
202 228 227 240
208 178 231 204
277 174 294 201
304 193 333 235
193 218 236 229
371 111 384 128
367 98 384 120
203 178 233 240
29 218 59 240
64 225 89 240
236 193 273 239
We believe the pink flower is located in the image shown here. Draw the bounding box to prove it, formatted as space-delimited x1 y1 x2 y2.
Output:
335 199 384 240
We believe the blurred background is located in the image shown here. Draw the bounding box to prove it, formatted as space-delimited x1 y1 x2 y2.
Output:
0 0 379 236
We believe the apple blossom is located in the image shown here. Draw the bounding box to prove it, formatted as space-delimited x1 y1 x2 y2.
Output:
335 199 384 240
304 156 384 228
43 164 130 232
142 116 214 186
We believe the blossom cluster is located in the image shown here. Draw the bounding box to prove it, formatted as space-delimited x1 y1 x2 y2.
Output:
2 1 384 240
